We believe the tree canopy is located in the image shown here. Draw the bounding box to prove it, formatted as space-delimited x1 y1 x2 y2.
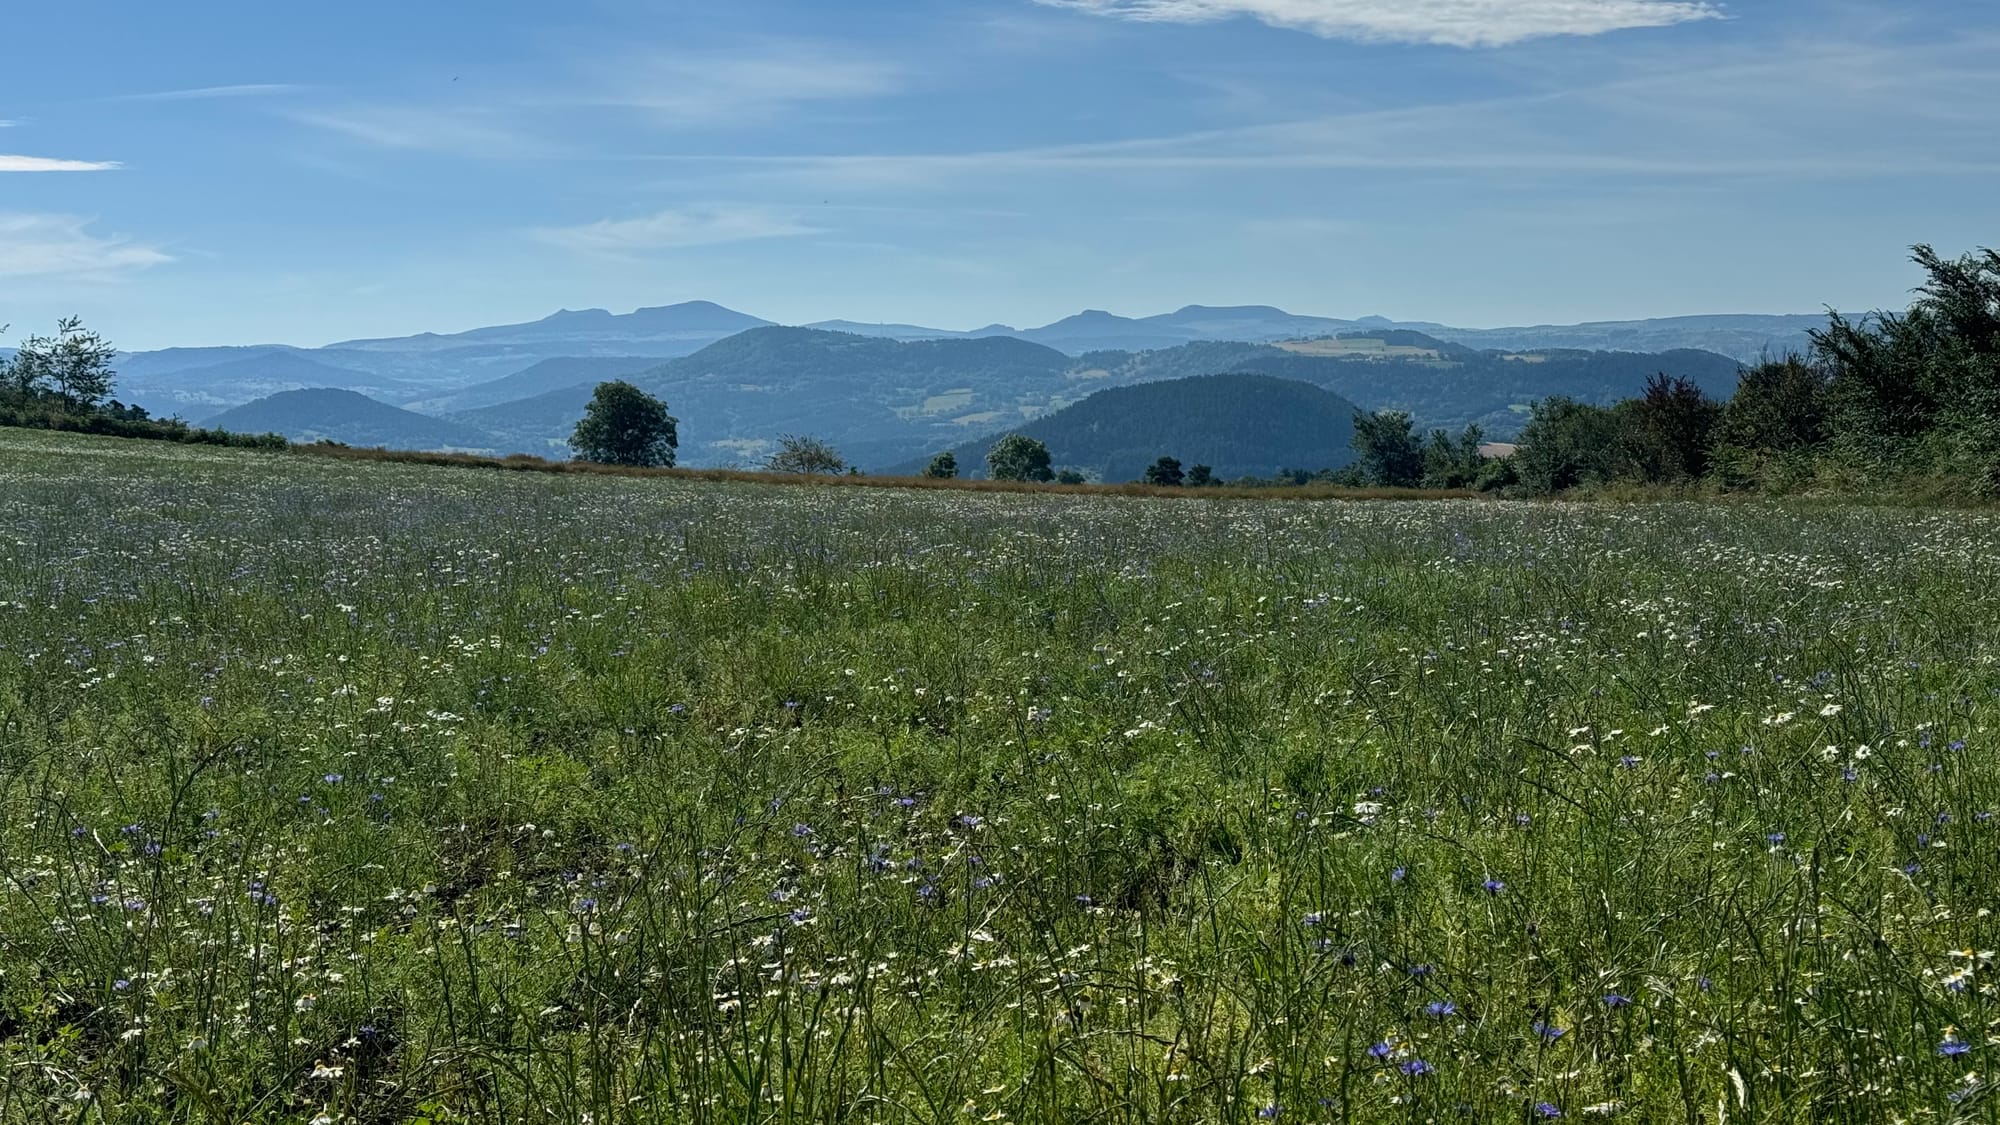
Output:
986 434 1054 482
764 435 846 475
570 381 678 468
5 316 119 411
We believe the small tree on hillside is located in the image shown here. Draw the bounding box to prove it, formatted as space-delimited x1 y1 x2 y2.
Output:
8 316 118 410
1421 424 1485 490
1186 464 1215 487
1628 373 1720 481
1144 456 1185 486
570 381 678 467
986 434 1054 482
1351 410 1424 488
923 451 958 479
765 435 846 475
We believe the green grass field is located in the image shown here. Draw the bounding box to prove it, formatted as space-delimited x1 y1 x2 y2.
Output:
5 429 2000 1123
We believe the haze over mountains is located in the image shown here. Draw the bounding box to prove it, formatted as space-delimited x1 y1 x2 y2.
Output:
91 298 1816 475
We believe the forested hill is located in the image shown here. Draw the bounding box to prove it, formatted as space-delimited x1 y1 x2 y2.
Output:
905 374 1363 482
1095 335 1745 438
440 327 1741 465
203 389 495 450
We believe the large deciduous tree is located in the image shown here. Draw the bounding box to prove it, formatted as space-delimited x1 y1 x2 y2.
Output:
986 434 1054 482
570 381 678 468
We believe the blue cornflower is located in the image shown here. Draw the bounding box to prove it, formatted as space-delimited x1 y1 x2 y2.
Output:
1940 1038 1972 1058
1257 1106 1282 1119
1766 832 1786 846
1366 1041 1394 1060
1399 1059 1434 1077
1425 1000 1457 1018
1533 1019 1566 1042
1533 1102 1563 1119
112 979 131 992
1483 878 1506 895
1604 993 1632 1009
1390 866 1407 884
790 824 814 838
323 773 343 784
1302 912 1325 927
959 814 984 829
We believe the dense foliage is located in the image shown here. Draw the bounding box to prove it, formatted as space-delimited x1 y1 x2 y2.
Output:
1 319 287 449
6 429 2000 1122
569 381 678 468
984 433 1055 482
1500 245 2000 498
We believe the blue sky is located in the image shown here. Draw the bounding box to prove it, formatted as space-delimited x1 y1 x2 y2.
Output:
2 0 1995 349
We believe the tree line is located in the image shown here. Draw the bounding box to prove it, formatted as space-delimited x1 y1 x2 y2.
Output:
1340 244 2000 497
0 319 286 448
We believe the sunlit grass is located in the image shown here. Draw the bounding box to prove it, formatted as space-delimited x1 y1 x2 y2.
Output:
3 428 1998 1123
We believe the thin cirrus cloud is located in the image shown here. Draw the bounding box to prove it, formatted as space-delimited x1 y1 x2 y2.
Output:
575 43 900 123
290 105 539 158
109 83 306 102
0 213 170 279
534 207 820 255
1034 0 1724 47
0 154 122 172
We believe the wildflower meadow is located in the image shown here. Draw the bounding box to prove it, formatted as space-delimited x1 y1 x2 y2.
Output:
4 428 2000 1123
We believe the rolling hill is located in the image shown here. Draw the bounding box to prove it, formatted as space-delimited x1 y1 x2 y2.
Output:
120 353 426 418
420 328 1746 466
401 356 658 413
1102 334 1749 437
203 389 497 450
907 374 1362 482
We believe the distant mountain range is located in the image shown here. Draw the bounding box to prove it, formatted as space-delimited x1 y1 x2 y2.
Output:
49 296 1846 473
194 324 1750 469
105 299 1825 422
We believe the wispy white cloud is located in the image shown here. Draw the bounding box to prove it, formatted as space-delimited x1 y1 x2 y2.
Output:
534 207 820 255
290 105 538 157
642 34 2000 184
0 214 170 278
0 154 122 172
1034 0 1722 47
111 83 306 102
575 43 900 123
